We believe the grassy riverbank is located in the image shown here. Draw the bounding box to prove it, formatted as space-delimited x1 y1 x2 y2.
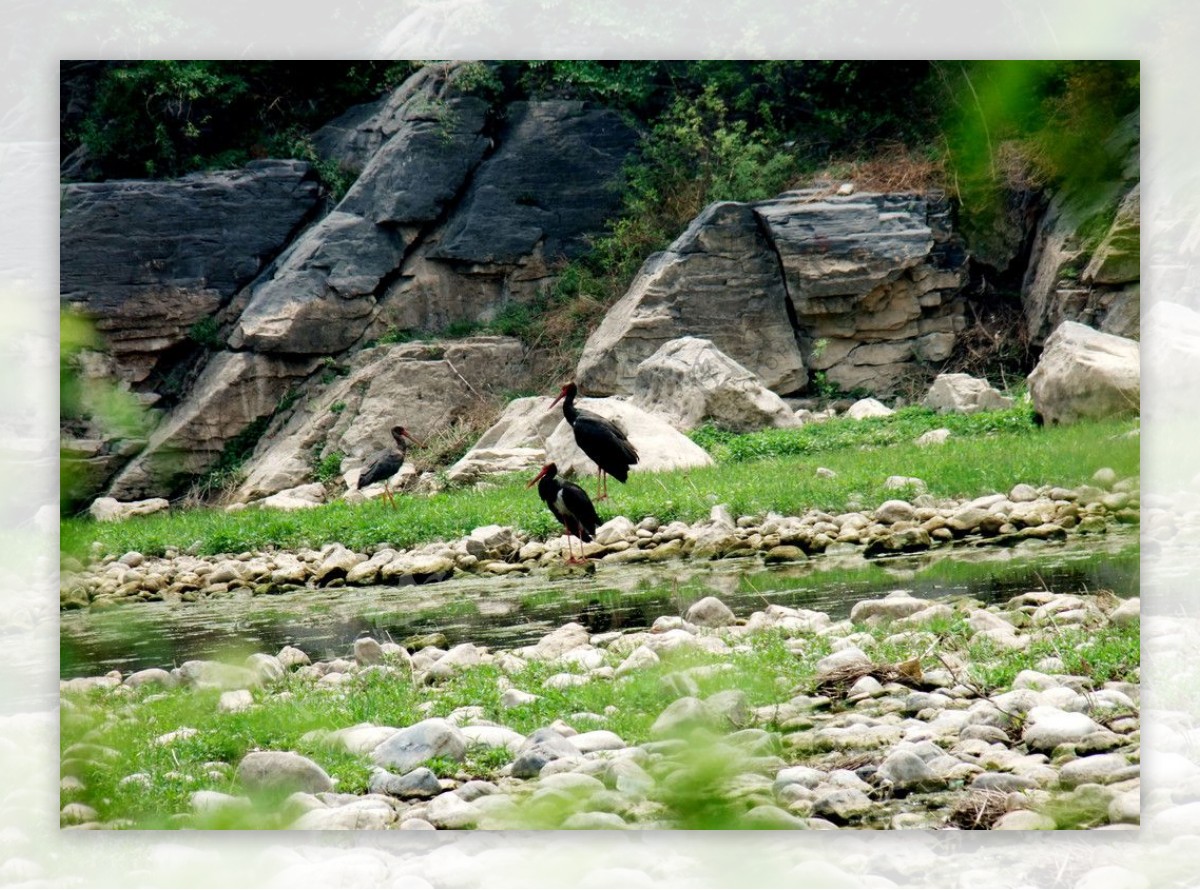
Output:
62 407 1139 559
60 602 1139 830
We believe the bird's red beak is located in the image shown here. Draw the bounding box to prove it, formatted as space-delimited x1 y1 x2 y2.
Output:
402 430 425 448
549 385 569 410
526 464 551 488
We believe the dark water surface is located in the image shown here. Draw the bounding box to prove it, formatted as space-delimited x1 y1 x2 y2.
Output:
61 531 1139 678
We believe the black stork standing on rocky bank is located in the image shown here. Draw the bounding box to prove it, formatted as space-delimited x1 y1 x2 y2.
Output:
550 382 639 500
356 425 422 509
527 461 600 564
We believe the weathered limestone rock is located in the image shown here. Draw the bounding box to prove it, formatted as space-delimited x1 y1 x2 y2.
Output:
544 397 714 478
368 100 638 336
631 337 800 432
1028 321 1139 425
106 350 319 500
576 202 807 395
88 496 169 522
312 65 456 176
60 160 321 384
250 483 327 512
237 338 526 500
1022 124 1140 347
1084 184 1140 286
447 396 563 485
757 189 968 395
923 373 1014 414
845 398 894 420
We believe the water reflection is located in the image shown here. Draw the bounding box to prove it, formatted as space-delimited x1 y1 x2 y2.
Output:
61 532 1139 678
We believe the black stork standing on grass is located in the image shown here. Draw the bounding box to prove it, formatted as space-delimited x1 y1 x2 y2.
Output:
549 382 639 500
356 425 422 509
528 462 600 564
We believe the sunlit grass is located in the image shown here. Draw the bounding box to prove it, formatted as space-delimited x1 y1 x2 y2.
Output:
61 412 1138 559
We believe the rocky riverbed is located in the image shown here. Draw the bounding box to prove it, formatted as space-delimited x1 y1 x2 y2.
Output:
61 470 1139 611
59 578 1140 830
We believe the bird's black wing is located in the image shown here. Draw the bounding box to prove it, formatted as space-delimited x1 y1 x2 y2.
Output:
560 481 600 541
358 448 402 488
573 410 640 479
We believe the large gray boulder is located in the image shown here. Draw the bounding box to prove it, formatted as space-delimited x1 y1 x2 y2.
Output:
430 100 639 265
231 91 492 354
575 201 808 396
367 100 638 336
60 160 321 385
1028 321 1139 425
543 396 714 479
631 337 800 432
923 373 1013 414
757 190 968 395
87 496 169 522
577 190 969 400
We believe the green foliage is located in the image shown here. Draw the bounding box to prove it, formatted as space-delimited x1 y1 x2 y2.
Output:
313 450 344 483
939 61 1139 262
66 61 415 181
452 61 504 100
376 327 417 346
329 401 346 415
187 316 223 349
60 312 153 510
62 411 1138 559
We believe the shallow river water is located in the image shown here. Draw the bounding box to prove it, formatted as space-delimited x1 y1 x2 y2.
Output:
60 531 1139 678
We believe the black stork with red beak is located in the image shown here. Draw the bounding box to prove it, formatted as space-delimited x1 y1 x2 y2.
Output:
550 382 639 500
528 461 600 564
356 425 422 509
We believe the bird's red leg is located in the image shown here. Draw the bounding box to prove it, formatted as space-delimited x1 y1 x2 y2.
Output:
597 469 609 501
385 482 397 509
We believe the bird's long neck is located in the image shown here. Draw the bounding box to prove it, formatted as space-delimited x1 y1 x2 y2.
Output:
562 388 578 425
537 474 560 504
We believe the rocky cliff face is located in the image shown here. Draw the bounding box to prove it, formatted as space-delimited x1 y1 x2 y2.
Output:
1020 112 1140 345
62 63 1139 506
65 63 639 503
577 190 968 397
60 160 322 387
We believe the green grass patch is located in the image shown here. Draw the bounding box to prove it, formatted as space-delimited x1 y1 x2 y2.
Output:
61 411 1138 559
61 608 1138 828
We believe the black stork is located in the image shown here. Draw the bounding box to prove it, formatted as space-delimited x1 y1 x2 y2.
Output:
527 461 600 564
356 425 422 509
549 382 639 500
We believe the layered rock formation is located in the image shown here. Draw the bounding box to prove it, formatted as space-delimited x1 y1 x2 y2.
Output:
577 190 968 398
60 159 322 385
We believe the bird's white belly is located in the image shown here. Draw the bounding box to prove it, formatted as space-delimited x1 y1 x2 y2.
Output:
554 491 569 515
